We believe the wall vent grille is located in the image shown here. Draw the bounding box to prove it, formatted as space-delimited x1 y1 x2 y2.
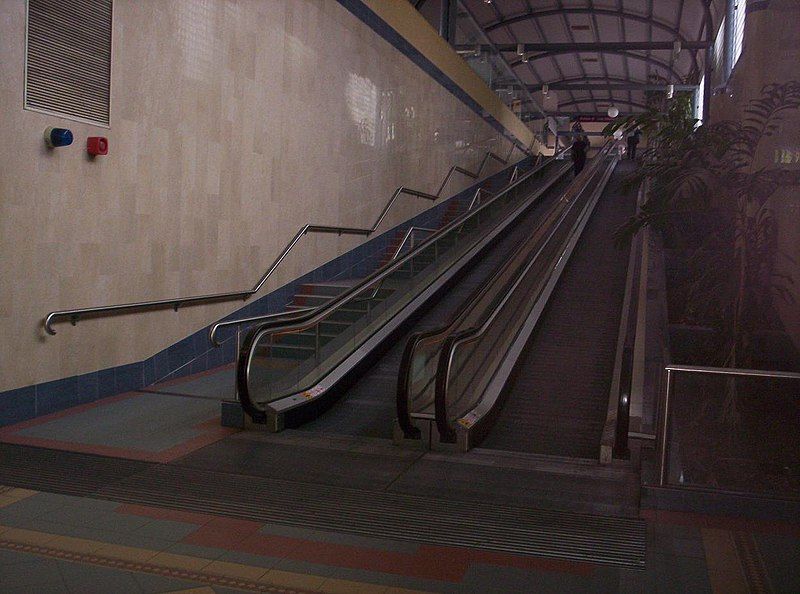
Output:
25 0 113 126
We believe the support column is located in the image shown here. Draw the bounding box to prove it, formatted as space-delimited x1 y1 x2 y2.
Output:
724 0 736 81
439 0 457 43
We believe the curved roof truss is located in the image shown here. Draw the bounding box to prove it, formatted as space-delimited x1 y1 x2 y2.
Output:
484 7 703 75
509 50 683 82
558 98 650 111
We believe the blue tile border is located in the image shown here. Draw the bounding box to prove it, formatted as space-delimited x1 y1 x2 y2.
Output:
0 159 528 428
335 0 529 153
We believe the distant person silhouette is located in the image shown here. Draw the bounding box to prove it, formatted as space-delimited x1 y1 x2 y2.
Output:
571 134 589 176
627 128 641 160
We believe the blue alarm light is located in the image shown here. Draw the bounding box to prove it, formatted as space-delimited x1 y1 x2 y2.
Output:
44 127 73 148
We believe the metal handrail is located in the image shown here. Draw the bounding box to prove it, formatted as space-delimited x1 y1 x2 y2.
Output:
208 225 437 346
431 144 615 441
208 150 554 347
43 143 523 335
664 364 800 379
657 364 800 486
236 146 569 422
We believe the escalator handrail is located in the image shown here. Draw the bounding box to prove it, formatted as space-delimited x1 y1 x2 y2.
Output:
236 148 571 421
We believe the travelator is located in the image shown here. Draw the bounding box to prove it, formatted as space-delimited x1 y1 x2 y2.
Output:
397 142 618 450
229 150 575 431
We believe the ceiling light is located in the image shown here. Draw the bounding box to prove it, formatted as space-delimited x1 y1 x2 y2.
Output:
608 105 620 118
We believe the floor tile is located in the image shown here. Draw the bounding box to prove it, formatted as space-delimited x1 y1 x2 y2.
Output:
93 542 160 563
204 559 269 581
259 568 328 591
320 577 390 594
2 526 59 546
47 534 104 554
150 550 214 572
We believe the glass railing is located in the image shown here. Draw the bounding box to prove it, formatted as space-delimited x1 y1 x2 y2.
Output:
657 365 800 499
236 154 572 423
450 1 545 123
396 144 616 444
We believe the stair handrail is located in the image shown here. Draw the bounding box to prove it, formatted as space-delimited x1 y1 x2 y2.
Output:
208 225 437 347
43 142 524 335
207 147 565 347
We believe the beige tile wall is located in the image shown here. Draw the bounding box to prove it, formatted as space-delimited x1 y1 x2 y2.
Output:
0 0 531 392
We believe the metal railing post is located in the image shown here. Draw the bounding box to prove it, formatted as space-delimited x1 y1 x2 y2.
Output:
235 325 242 402
315 323 321 363
658 367 673 486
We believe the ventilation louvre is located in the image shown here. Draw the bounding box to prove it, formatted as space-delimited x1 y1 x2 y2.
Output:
25 0 112 126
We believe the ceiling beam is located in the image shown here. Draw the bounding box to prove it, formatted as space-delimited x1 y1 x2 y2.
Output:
558 98 649 110
485 8 688 38
493 75 646 89
523 112 634 121
527 83 698 91
508 49 684 81
456 42 709 52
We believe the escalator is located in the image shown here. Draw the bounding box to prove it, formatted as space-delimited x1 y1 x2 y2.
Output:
235 152 574 431
296 168 575 438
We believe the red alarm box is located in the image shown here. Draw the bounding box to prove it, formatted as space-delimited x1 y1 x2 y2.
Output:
87 136 108 156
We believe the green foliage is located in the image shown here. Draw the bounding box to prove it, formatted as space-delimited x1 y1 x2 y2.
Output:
607 83 800 371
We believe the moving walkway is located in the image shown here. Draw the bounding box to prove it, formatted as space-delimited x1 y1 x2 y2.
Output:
397 143 629 452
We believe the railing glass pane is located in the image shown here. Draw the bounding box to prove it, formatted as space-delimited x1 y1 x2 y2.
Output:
663 369 800 498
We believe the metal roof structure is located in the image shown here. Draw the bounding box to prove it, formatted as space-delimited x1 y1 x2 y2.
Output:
414 0 726 119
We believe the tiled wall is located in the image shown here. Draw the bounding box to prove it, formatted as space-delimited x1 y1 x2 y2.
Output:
0 0 537 421
0 157 528 426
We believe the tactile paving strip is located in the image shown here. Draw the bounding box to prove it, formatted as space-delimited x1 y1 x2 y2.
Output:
0 539 312 594
0 443 646 568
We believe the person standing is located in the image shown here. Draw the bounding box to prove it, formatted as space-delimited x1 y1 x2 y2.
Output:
626 128 641 160
571 134 589 176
